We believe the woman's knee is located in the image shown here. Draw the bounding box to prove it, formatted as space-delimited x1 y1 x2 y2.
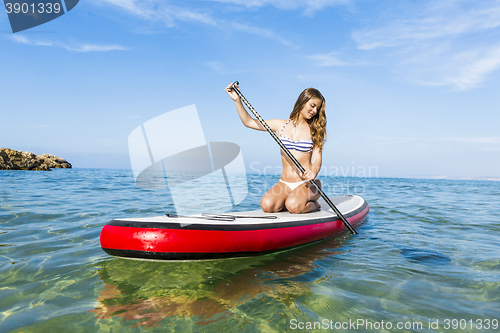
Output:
285 198 302 214
261 197 278 213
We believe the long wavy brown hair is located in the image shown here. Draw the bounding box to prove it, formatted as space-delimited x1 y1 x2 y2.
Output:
289 88 327 151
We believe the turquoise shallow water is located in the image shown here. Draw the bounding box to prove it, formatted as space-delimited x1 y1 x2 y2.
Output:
0 169 499 332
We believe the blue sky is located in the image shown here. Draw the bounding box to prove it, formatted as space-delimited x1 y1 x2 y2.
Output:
1 0 500 178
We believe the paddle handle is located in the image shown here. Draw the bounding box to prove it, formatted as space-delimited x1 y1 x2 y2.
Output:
230 82 357 234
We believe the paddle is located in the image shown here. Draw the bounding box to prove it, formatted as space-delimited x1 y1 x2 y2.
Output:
229 82 358 234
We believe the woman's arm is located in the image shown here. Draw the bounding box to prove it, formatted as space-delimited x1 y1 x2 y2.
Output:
225 83 283 132
302 146 322 181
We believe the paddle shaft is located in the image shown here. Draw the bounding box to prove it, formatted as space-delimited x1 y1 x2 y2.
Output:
230 82 357 234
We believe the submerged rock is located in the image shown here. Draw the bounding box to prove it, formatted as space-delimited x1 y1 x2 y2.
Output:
0 148 72 171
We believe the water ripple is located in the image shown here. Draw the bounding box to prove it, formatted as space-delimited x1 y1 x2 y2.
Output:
0 170 499 332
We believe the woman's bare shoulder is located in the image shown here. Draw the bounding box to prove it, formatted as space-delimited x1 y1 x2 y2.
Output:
266 119 288 133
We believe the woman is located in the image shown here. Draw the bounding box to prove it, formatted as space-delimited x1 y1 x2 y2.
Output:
225 83 326 214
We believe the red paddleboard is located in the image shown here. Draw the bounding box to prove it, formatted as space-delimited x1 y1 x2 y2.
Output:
100 195 368 260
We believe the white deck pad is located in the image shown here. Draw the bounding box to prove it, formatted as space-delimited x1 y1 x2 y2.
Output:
115 195 364 226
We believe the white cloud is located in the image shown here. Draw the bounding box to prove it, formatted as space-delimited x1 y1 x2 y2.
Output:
207 0 350 15
93 0 296 47
308 51 362 66
482 147 500 152
68 44 129 52
206 61 225 73
446 137 500 144
9 35 128 52
99 0 145 16
229 22 295 47
371 136 500 154
351 0 500 90
444 47 500 90
369 136 429 145
97 0 216 27
446 136 500 153
352 1 500 50
372 136 500 145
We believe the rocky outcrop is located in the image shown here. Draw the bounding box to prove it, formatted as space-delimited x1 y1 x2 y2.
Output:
0 148 72 171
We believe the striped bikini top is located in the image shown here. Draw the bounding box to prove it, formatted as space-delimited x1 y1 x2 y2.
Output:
279 119 313 153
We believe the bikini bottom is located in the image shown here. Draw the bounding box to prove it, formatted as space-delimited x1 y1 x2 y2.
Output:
279 179 307 191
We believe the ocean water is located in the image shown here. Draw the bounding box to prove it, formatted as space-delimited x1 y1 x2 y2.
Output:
0 169 499 332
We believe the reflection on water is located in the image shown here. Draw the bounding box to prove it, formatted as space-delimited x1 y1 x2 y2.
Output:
90 235 348 328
